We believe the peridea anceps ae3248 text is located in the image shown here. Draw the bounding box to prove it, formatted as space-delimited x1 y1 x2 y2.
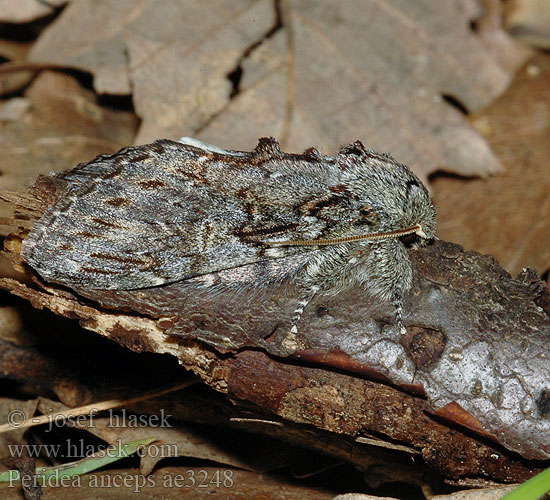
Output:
21 137 436 337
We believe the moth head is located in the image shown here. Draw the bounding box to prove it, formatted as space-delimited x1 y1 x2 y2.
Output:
337 141 436 245
399 177 436 247
399 225 431 249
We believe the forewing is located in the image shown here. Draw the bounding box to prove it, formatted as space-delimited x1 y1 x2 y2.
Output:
21 139 374 291
21 141 313 290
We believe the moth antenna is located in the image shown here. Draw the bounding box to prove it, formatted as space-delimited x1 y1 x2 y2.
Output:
264 225 422 247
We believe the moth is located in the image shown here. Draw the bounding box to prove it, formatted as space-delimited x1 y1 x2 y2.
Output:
21 137 436 338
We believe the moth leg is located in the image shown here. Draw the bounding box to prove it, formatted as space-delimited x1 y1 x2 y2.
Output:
290 285 320 334
362 239 414 335
392 287 407 335
279 285 320 355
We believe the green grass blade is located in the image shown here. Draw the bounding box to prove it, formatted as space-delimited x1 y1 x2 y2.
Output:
500 467 550 500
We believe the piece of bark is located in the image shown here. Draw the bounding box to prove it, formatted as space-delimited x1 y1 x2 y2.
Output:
0 177 548 482
0 336 424 487
0 327 535 486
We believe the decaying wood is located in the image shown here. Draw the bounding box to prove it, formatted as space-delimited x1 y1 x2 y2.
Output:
0 178 549 485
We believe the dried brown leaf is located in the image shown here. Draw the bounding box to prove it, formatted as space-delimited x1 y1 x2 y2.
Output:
126 0 276 143
432 53 550 276
0 305 36 347
0 398 39 458
35 398 266 475
0 40 32 62
0 0 67 24
505 0 550 49
0 63 37 96
197 0 520 180
0 466 339 499
475 0 533 73
27 0 532 179
0 71 138 224
28 0 260 95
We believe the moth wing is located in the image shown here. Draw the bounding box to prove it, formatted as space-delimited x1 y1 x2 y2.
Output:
21 143 309 290
23 190 265 291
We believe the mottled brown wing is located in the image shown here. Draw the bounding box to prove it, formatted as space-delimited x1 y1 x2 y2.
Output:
21 141 340 290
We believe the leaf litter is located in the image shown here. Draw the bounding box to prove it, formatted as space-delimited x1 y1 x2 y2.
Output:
27 0 530 180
